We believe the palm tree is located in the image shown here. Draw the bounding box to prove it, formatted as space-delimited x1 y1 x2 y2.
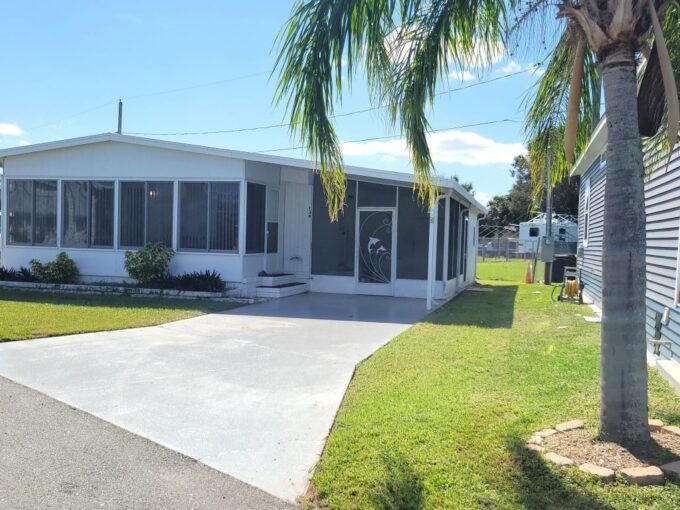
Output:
274 0 679 445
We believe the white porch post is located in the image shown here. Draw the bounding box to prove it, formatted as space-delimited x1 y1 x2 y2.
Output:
426 201 439 311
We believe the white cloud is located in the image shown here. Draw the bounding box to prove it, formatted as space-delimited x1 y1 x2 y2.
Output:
18 140 31 147
499 60 523 74
474 192 492 207
386 28 505 71
342 129 525 167
0 123 26 137
449 69 475 82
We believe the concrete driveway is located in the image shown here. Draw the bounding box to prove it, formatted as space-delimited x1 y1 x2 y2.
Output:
0 293 427 502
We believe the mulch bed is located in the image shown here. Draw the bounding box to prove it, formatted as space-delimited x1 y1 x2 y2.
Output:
542 428 680 470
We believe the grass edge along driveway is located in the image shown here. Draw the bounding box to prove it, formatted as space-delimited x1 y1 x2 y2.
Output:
0 290 237 342
308 279 680 509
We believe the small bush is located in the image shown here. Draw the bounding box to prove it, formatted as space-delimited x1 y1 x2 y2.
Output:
163 270 227 293
30 252 79 284
124 243 175 285
0 266 36 282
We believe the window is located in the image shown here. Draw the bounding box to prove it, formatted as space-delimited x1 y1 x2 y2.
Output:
529 227 540 237
62 181 114 248
582 177 591 246
246 182 266 253
179 182 239 251
7 179 57 246
120 181 173 248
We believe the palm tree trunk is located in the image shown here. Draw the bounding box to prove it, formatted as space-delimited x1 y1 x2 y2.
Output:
599 44 650 444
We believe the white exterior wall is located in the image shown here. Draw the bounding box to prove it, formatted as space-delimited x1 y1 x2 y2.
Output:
1 141 247 283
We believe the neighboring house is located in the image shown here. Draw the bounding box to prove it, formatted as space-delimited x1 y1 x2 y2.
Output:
572 118 680 387
0 133 485 307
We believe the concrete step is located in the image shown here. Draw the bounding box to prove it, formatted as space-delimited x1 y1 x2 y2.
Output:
255 282 309 299
258 274 299 287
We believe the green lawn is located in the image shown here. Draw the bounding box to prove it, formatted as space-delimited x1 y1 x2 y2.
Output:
477 257 544 283
0 290 237 341
309 280 680 509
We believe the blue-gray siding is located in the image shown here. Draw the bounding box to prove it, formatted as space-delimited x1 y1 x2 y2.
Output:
577 145 680 363
577 157 605 305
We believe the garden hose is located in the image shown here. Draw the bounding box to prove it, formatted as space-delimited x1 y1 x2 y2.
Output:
565 279 579 299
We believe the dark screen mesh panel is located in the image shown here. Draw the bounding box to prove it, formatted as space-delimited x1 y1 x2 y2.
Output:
357 181 396 207
311 176 356 276
62 181 88 247
180 182 208 250
436 200 445 281
8 180 33 244
396 187 429 280
120 182 145 247
33 180 57 246
146 182 174 247
210 182 239 251
462 208 469 277
448 199 459 279
90 181 114 247
267 222 278 253
246 182 266 253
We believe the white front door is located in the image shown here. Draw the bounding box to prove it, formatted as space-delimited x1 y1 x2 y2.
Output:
283 182 312 275
355 208 396 296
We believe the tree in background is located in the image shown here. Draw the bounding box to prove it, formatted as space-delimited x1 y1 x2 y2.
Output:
481 155 579 228
452 175 474 194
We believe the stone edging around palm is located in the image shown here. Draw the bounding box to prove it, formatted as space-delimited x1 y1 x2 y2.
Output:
526 419 680 485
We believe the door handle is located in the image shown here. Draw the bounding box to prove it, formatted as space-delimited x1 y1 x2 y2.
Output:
290 256 302 261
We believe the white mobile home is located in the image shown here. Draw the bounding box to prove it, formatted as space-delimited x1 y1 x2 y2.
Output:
517 213 578 254
0 133 485 307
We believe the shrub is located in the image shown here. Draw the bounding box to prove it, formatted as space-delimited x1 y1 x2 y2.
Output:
0 266 36 282
164 270 227 293
124 243 175 285
29 252 79 284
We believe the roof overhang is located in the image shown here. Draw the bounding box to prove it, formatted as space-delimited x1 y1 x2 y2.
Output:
0 132 487 214
571 117 608 178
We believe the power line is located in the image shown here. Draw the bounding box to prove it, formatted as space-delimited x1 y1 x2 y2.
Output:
255 118 522 153
25 70 268 132
124 63 542 136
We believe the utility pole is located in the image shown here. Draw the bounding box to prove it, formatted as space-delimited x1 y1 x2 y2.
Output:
543 148 554 284
117 99 123 134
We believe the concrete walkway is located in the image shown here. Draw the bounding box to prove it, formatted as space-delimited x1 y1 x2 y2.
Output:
0 293 427 502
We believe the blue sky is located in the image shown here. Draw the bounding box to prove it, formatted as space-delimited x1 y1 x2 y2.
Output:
0 1 548 204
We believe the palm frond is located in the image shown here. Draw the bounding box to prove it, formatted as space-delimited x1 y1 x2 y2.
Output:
386 0 511 206
523 31 599 205
273 0 398 220
641 0 680 168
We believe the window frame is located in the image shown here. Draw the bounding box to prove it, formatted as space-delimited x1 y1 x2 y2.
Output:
582 177 591 248
61 179 115 249
178 180 240 253
119 180 174 249
6 178 58 247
